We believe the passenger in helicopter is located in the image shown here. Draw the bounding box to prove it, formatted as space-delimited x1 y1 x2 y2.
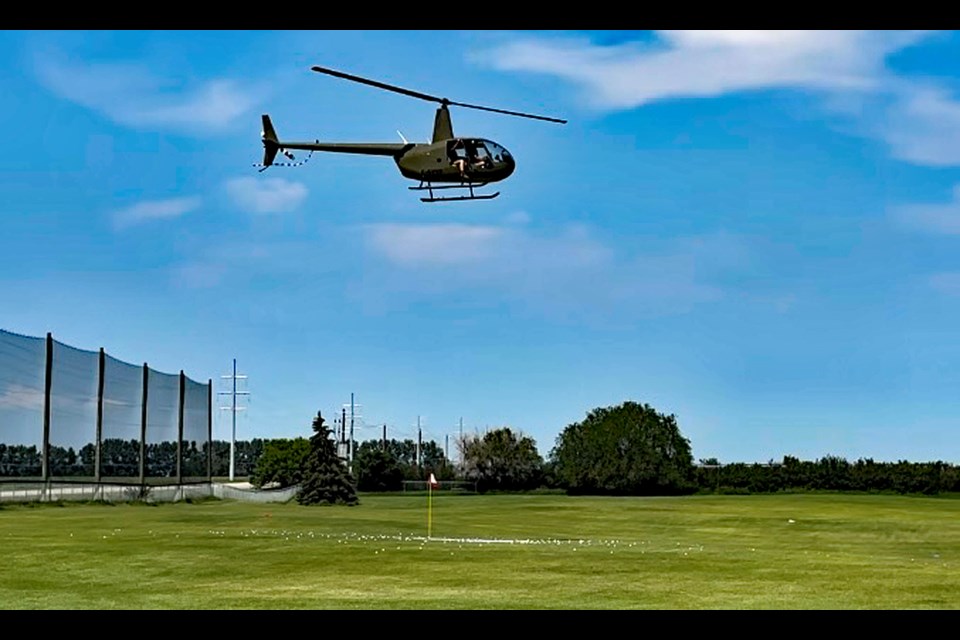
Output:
449 139 469 180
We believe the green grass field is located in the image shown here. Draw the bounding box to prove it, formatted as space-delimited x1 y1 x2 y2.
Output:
1 491 958 609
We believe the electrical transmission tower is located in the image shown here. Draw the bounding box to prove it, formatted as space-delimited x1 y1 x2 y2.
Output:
341 393 361 471
218 358 249 481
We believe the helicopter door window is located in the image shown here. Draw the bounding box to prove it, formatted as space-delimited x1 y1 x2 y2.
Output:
448 139 469 178
449 139 468 159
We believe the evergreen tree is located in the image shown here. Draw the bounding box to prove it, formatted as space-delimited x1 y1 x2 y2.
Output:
297 411 359 506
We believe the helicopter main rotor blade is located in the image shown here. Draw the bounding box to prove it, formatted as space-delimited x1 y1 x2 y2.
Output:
312 65 444 105
311 65 567 125
447 100 566 124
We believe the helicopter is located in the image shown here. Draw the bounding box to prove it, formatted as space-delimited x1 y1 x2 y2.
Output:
256 65 567 203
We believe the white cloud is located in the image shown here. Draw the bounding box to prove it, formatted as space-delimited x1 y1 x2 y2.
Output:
880 82 960 167
473 30 960 167
361 221 735 319
224 177 309 214
890 185 960 234
113 196 202 229
33 50 258 133
475 31 921 109
365 223 504 266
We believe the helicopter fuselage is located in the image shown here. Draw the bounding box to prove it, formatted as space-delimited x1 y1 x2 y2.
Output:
262 133 516 186
397 137 516 185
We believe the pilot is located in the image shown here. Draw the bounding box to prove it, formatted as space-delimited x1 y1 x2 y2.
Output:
472 152 493 171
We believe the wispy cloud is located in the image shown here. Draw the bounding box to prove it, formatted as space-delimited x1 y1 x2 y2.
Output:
475 31 922 108
504 210 532 225
113 196 202 230
365 223 505 266
163 221 753 319
890 185 960 234
880 82 960 167
473 30 960 167
361 221 738 319
929 272 960 296
167 237 342 290
32 49 259 134
224 177 309 214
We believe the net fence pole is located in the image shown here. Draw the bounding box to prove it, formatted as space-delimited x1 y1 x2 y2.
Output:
95 348 105 483
140 363 148 486
177 371 184 486
42 332 52 483
207 379 212 482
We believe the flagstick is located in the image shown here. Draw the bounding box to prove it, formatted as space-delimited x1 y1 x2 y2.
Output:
428 482 433 538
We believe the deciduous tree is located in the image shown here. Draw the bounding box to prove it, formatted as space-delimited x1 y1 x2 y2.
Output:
461 427 544 492
551 401 696 495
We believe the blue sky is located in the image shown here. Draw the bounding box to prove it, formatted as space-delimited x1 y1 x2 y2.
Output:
4 30 960 464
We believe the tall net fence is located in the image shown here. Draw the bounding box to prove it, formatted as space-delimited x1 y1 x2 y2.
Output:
0 331 45 478
102 354 143 479
146 369 179 479
0 329 211 484
49 339 98 478
183 377 211 481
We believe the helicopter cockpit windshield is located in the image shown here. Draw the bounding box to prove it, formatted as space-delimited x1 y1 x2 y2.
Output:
472 142 494 169
484 140 510 164
447 138 509 171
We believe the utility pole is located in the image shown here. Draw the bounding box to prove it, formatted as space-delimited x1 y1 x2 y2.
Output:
459 416 463 468
339 407 347 461
417 415 422 471
218 358 249 481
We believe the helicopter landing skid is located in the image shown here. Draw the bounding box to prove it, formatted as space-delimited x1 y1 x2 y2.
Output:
410 180 500 203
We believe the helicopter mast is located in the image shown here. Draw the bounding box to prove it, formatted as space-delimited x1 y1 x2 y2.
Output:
432 103 454 143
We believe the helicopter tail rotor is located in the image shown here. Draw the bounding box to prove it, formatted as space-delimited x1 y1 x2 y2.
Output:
256 114 307 172
260 114 281 171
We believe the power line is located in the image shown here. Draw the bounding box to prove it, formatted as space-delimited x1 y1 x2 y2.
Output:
218 358 249 481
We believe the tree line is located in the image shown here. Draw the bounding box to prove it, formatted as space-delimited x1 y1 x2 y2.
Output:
245 402 960 496
0 439 266 479
5 401 960 496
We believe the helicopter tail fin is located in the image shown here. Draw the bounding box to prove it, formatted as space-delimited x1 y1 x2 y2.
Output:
260 114 281 170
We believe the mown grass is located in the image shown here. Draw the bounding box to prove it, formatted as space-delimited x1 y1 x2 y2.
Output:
1 492 957 609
